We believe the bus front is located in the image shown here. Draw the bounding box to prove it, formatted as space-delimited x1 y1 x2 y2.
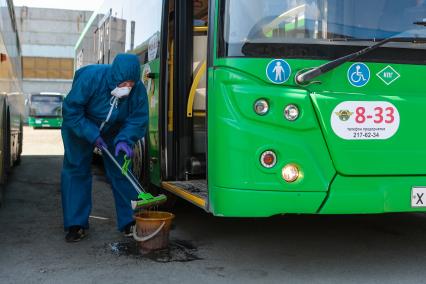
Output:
28 93 64 128
208 0 426 216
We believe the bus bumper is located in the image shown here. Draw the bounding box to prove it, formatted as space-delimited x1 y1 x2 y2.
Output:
209 175 426 216
28 117 62 128
319 175 426 214
209 186 326 217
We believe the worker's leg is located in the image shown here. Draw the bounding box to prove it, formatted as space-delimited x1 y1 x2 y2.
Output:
101 142 138 231
61 127 94 229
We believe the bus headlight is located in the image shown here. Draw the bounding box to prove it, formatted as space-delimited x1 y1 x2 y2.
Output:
284 104 299 121
254 99 269 116
282 164 299 183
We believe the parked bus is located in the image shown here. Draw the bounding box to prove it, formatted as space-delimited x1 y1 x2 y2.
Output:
0 0 25 205
75 0 426 217
28 92 64 128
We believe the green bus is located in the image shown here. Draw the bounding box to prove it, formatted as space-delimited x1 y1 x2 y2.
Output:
76 0 426 217
28 93 64 128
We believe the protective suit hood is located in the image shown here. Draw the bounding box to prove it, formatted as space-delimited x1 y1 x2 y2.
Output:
107 54 141 90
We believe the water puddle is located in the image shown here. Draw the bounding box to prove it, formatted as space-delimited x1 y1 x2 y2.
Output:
107 239 201 263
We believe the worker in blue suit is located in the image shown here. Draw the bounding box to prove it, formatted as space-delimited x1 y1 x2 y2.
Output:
61 54 148 242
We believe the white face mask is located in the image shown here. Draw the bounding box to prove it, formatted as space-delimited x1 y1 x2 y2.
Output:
111 86 132 98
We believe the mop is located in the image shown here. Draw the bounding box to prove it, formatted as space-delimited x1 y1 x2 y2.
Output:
100 145 167 210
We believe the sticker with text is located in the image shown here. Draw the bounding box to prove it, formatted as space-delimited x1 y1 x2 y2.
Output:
331 101 400 140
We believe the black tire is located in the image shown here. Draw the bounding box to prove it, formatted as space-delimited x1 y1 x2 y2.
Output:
132 136 177 210
0 105 8 206
131 139 145 185
5 110 11 174
1 107 8 184
132 137 151 189
0 185 3 207
14 117 23 166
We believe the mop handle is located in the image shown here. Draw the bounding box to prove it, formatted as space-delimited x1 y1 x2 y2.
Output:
100 146 144 195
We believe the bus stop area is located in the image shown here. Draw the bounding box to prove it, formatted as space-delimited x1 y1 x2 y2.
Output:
1 127 426 283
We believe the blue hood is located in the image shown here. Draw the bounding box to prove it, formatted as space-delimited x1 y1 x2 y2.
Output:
107 54 141 89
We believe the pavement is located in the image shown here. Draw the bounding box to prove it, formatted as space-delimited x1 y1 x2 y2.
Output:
1 127 426 283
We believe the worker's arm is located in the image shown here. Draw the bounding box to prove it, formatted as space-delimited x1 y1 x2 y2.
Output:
114 82 149 146
62 69 100 144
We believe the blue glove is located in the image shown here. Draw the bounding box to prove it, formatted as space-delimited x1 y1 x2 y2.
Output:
115 141 133 158
95 136 107 149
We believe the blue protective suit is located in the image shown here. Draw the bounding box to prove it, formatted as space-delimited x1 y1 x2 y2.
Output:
61 54 148 231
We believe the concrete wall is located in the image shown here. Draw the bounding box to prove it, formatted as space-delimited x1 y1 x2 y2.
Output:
22 79 74 94
15 7 93 95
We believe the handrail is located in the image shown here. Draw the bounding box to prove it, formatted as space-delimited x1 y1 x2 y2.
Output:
168 41 174 131
194 26 208 33
187 61 206 118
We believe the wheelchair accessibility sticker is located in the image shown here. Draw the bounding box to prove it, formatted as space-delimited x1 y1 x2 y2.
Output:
347 63 370 87
266 59 291 84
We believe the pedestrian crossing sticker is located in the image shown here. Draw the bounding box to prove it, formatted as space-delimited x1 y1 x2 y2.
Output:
266 59 291 84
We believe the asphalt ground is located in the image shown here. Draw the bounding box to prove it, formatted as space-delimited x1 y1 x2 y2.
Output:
1 127 426 283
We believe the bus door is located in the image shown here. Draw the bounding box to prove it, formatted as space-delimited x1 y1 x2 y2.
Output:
161 0 209 210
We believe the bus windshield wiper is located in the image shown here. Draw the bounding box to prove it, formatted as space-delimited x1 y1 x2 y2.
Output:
296 35 426 85
414 20 426 26
328 37 385 42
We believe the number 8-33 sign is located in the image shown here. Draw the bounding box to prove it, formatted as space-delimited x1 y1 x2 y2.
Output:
331 101 400 140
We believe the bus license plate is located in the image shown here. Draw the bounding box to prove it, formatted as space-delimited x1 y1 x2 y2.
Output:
412 187 426 207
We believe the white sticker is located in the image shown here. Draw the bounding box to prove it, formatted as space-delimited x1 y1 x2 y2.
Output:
331 101 400 140
148 34 158 62
412 187 426 208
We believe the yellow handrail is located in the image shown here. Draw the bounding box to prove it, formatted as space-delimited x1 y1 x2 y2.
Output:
168 41 174 131
193 26 208 33
187 61 206 118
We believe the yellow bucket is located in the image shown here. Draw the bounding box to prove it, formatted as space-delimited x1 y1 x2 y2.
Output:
133 211 175 252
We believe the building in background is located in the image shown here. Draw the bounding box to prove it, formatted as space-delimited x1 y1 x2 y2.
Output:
75 8 126 69
15 7 92 94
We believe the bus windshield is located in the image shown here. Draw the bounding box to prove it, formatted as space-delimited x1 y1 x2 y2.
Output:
219 0 426 61
30 95 63 117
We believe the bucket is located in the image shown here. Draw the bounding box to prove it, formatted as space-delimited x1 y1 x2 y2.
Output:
133 211 175 252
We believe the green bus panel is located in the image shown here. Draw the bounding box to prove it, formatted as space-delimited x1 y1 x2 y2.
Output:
320 175 426 214
309 63 426 176
207 60 336 216
142 58 161 186
210 186 326 217
208 56 426 216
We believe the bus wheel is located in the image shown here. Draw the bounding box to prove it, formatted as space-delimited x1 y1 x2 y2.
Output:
14 117 23 166
131 139 144 185
0 185 3 207
1 108 9 184
0 106 8 204
4 110 10 174
132 137 177 211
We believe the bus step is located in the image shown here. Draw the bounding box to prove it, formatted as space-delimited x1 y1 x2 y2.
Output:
161 180 207 209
